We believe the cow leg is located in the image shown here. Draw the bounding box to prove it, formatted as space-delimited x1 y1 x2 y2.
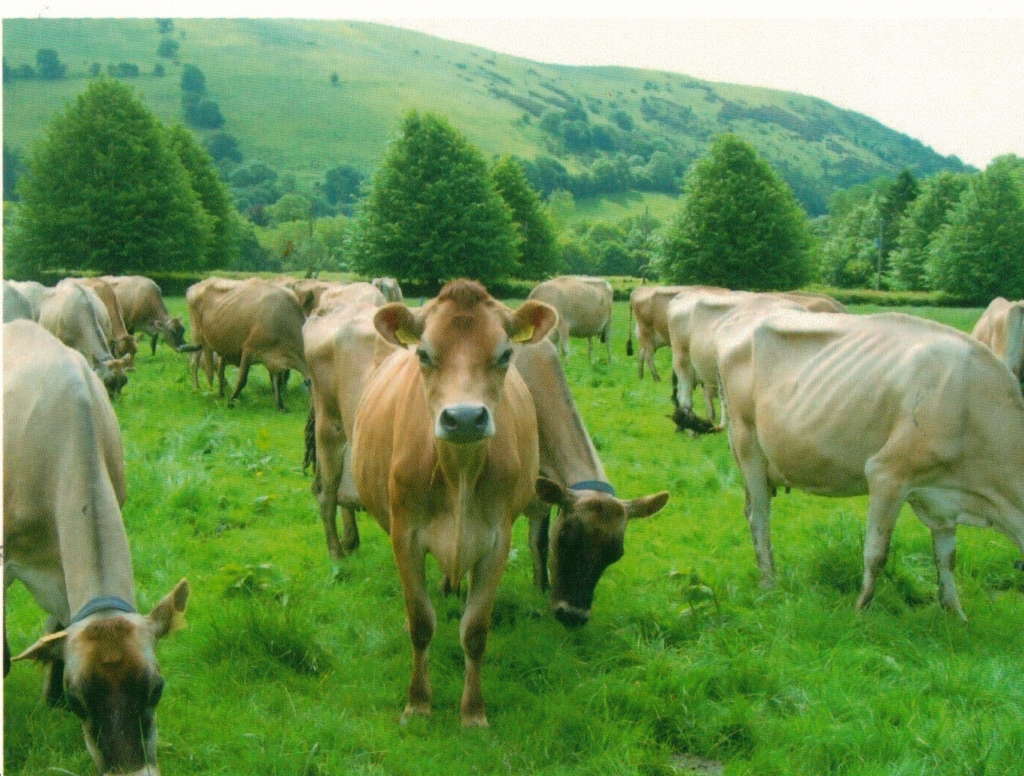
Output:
586 336 593 363
856 476 904 611
637 345 646 379
217 353 228 397
150 331 159 356
270 371 288 413
460 528 511 728
931 526 966 621
392 533 434 722
647 339 661 382
313 416 346 560
3 616 9 678
732 425 775 586
190 350 200 389
525 499 551 591
230 351 252 403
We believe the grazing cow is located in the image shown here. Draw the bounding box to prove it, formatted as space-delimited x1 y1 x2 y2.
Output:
4 279 46 321
528 276 613 363
627 285 706 380
972 297 1024 386
39 281 131 399
719 310 1024 619
372 276 404 303
74 277 138 364
315 281 386 314
515 339 670 627
101 275 189 354
304 300 393 559
4 280 35 322
186 277 310 411
4 319 190 776
352 280 556 726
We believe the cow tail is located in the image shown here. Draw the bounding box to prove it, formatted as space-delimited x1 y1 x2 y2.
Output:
626 298 634 357
303 402 317 477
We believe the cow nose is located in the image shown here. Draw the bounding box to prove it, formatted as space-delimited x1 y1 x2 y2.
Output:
552 601 590 629
436 403 494 443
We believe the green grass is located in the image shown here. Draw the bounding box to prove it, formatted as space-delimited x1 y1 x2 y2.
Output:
6 298 1024 776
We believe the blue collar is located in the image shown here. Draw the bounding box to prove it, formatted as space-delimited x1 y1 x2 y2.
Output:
570 480 616 497
70 596 137 625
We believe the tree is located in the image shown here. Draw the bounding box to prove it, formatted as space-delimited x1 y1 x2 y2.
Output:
661 134 811 290
184 98 225 129
888 171 969 290
181 64 206 94
490 156 559 279
322 164 364 209
4 143 25 202
349 111 519 289
35 49 66 80
6 79 212 278
928 156 1024 301
165 123 239 268
158 38 180 59
819 197 882 288
205 132 243 164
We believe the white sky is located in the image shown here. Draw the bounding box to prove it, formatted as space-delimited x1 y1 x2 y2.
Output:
5 1 1023 170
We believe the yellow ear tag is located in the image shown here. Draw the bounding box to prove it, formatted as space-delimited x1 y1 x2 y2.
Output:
510 324 535 344
396 328 421 346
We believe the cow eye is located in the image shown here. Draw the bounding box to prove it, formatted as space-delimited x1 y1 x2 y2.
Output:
494 347 513 369
416 347 434 368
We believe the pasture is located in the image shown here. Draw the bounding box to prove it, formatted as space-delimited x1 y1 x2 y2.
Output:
5 299 1024 776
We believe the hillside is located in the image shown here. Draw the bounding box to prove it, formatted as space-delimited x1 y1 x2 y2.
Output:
3 18 968 216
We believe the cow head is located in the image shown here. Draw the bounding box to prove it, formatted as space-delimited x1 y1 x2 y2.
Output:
372 277 404 303
375 280 557 446
92 355 131 399
160 317 190 351
12 580 190 776
536 477 669 628
113 334 138 363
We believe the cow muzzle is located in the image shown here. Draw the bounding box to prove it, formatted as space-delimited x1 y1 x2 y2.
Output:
435 403 494 444
552 601 590 629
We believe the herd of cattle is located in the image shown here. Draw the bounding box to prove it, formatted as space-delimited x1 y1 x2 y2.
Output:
3 271 1024 770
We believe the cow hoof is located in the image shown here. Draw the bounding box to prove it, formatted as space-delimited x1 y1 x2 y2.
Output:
461 712 489 729
400 704 431 725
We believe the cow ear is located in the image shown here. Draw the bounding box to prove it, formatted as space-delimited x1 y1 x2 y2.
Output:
508 301 557 344
148 579 190 640
375 303 423 346
624 491 670 520
12 630 67 665
536 477 573 507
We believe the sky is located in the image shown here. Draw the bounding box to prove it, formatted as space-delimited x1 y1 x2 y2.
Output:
5 1 1023 170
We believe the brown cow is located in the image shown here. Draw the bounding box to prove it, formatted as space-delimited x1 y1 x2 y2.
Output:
39 281 131 399
74 277 138 364
515 339 670 627
627 285 727 380
352 280 556 726
972 297 1024 386
101 275 189 354
528 276 613 363
4 319 190 776
186 277 310 411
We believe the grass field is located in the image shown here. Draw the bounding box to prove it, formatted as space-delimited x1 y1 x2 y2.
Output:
5 300 1024 776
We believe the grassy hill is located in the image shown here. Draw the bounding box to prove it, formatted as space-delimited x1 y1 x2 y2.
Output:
3 18 968 216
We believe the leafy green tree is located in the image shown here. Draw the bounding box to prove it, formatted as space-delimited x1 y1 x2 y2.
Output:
661 134 811 290
181 64 206 94
888 171 969 290
349 111 519 288
490 156 559 279
158 38 180 59
819 197 882 288
4 143 25 201
165 123 239 268
205 132 243 164
928 156 1024 301
322 164 364 210
7 79 212 277
35 49 66 80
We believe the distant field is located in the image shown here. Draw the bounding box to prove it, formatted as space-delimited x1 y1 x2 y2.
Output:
6 300 1024 776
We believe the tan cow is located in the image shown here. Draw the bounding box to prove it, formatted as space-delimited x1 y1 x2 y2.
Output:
101 275 189 354
186 277 310 411
528 275 613 363
627 285 699 380
773 290 848 314
515 339 670 627
39 280 131 399
352 280 556 726
372 276 404 303
719 310 1024 619
269 276 339 317
4 319 190 776
74 277 138 364
315 281 386 314
972 297 1024 386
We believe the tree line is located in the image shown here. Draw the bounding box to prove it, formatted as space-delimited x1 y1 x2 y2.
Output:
5 77 1023 303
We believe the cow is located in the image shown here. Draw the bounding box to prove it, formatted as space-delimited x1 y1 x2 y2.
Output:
4 279 46 321
268 276 339 317
4 280 35 323
4 319 190 776
101 275 189 354
186 277 310 411
372 276 404 303
315 281 386 314
74 277 138 364
351 280 557 726
774 290 848 314
718 310 1024 620
528 275 613 363
627 285 698 380
39 280 131 399
515 339 670 627
303 299 392 559
972 297 1024 387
